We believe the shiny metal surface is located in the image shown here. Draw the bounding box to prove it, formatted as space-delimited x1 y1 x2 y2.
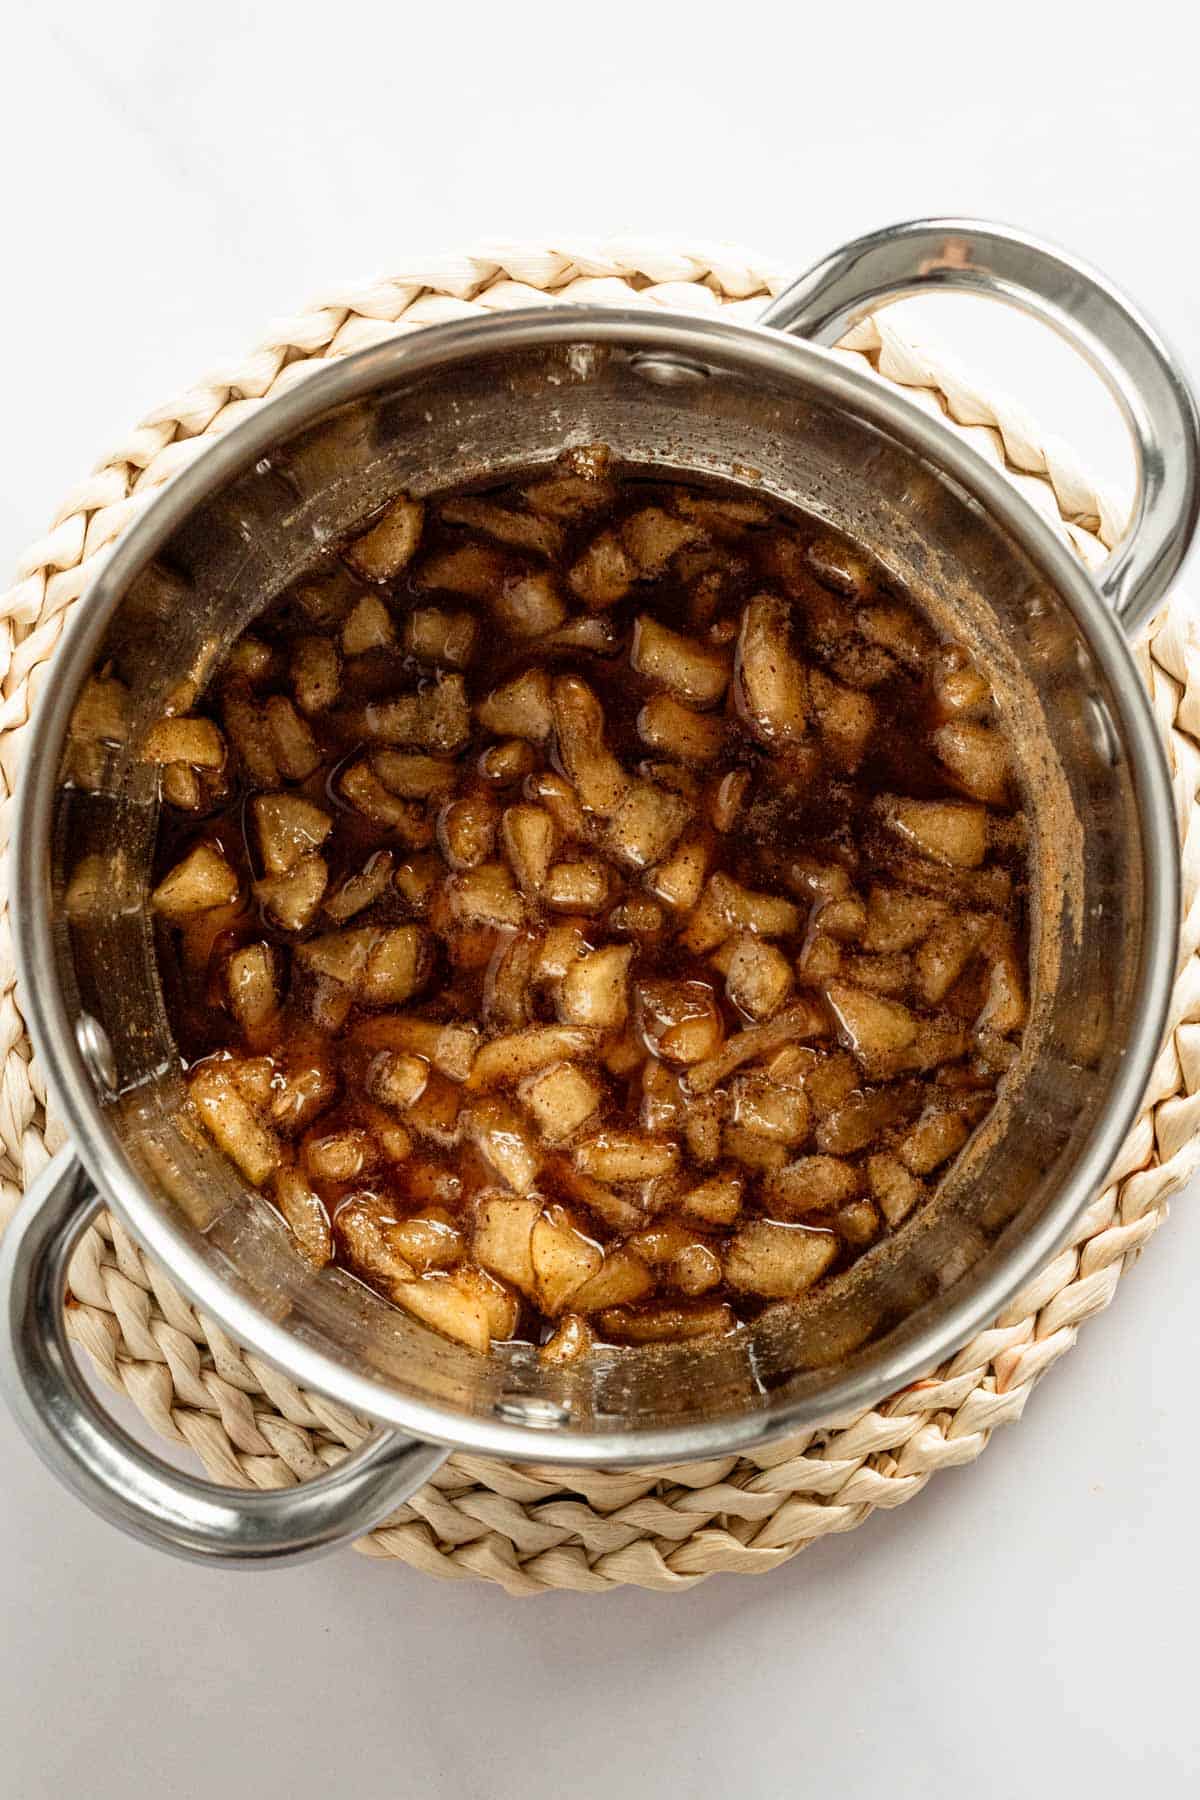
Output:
3 219 1193 1561
761 218 1200 631
0 1147 447 1564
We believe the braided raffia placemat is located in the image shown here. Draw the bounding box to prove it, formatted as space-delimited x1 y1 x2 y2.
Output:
3 241 1200 1595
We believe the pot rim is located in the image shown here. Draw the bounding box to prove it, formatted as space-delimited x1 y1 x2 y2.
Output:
12 305 1180 1467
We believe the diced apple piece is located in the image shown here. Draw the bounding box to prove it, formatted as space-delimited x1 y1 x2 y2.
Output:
598 1301 735 1343
404 606 478 669
72 673 129 745
568 530 637 608
684 1093 724 1164
638 978 724 1066
769 1156 861 1218
262 696 320 782
675 490 769 531
686 1000 829 1094
809 669 875 773
345 493 424 580
672 1244 723 1296
726 934 793 1021
468 1024 598 1090
227 942 281 1040
604 780 692 870
708 769 750 834
364 675 471 753
468 1096 541 1192
474 1193 540 1294
339 761 431 843
862 885 945 953
222 693 279 787
354 1015 480 1082
932 721 1010 804
389 1210 462 1272
628 1221 704 1266
867 1152 925 1226
140 717 226 769
815 1084 912 1155
252 793 333 877
479 739 536 784
610 897 665 937
679 1173 743 1227
189 1060 281 1185
532 1206 603 1315
392 852 441 913
879 796 988 869
574 1130 680 1183
826 983 919 1073
620 505 701 577
440 495 562 559
291 635 340 715
723 1124 787 1173
272 1167 332 1267
477 668 553 741
540 1314 596 1363
978 933 1028 1035
544 859 611 913
255 855 327 932
524 469 615 520
494 572 567 638
916 913 989 1004
342 593 396 655
368 753 455 802
405 1072 465 1146
648 836 708 913
393 1272 490 1354
550 676 627 816
640 1059 685 1133
484 931 537 1027
323 851 394 924
361 926 430 1006
805 535 875 599
734 593 808 746
535 923 587 984
501 803 558 896
437 795 498 870
416 542 509 601
571 1248 655 1311
930 647 991 721
367 1050 430 1111
152 843 241 918
729 1075 811 1145
161 765 202 809
449 860 526 928
818 896 868 942
682 872 800 955
305 1127 377 1184
631 615 729 708
335 1194 414 1286
558 944 634 1029
637 693 723 763
523 1061 602 1143
898 1108 970 1175
726 1219 838 1298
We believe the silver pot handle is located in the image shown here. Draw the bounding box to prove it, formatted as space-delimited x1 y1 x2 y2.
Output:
760 217 1200 633
0 1148 447 1565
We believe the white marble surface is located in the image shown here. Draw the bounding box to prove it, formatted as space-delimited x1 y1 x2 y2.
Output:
3 5 1199 1795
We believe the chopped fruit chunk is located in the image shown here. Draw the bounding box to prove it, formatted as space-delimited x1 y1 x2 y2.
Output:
344 493 424 580
725 1221 838 1298
734 594 808 745
154 463 1029 1360
152 845 239 916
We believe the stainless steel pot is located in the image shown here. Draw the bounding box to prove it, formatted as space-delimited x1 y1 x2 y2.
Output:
4 220 1197 1565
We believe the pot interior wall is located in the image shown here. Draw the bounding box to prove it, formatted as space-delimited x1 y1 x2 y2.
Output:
49 329 1142 1440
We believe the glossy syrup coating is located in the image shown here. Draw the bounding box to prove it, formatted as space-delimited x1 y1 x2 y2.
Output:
147 450 1030 1360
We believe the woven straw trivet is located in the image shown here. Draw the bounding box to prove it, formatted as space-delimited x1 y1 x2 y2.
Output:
3 241 1200 1596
